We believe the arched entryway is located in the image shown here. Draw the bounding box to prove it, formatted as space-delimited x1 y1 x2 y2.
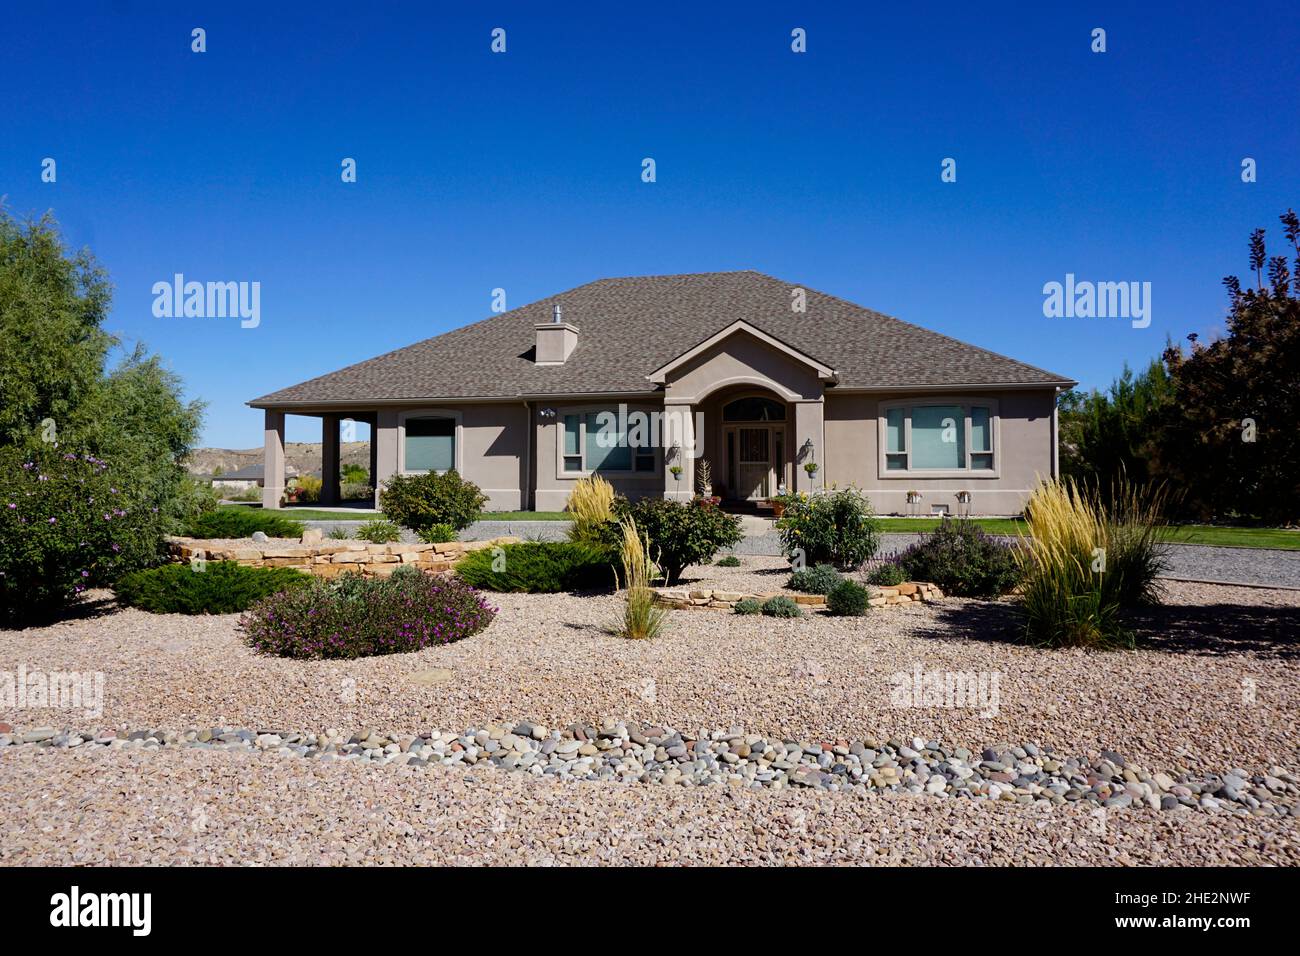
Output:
718 393 789 501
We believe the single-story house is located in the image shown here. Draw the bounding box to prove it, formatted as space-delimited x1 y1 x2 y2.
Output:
210 462 300 492
248 271 1074 515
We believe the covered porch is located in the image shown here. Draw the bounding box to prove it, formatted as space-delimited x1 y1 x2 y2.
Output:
259 409 380 510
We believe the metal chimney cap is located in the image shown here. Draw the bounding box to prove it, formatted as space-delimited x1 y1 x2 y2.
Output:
552 304 563 323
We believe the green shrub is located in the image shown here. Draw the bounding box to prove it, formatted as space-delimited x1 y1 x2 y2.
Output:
455 541 616 593
239 565 496 659
612 497 743 585
416 523 458 544
867 561 908 586
715 555 741 567
352 518 401 543
761 595 803 618
186 508 305 539
775 488 880 569
380 470 486 533
734 597 762 615
827 579 870 616
1 447 169 626
115 561 309 614
898 519 1019 597
787 562 843 594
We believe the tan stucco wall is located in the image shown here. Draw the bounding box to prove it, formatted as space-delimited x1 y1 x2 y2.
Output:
306 381 1056 516
533 401 667 511
823 389 1057 515
662 333 824 404
373 403 528 511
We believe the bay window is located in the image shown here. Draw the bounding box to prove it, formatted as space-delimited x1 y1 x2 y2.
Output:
880 401 997 474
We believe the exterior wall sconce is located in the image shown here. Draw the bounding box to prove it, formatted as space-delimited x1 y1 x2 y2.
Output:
538 407 557 420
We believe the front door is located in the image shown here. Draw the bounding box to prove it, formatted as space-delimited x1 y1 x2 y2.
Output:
735 426 778 500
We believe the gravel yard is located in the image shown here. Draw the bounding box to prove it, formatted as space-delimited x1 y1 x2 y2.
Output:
2 744 1293 866
2 554 1297 865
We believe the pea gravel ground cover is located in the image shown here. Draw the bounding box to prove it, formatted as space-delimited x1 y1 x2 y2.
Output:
1 556 1296 865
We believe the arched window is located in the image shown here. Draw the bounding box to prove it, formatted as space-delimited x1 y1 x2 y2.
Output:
722 396 786 422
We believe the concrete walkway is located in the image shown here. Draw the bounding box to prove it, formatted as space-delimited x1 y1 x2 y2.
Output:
304 517 1300 589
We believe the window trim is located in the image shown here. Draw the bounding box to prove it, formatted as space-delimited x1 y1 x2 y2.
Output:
554 405 662 479
876 398 1000 478
397 408 463 475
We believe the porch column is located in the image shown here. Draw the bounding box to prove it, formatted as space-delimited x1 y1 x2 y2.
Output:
373 410 400 510
368 416 379 493
320 414 340 506
663 400 695 501
262 410 285 509
793 398 825 493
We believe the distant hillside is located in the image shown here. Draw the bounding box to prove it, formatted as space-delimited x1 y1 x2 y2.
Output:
187 442 371 477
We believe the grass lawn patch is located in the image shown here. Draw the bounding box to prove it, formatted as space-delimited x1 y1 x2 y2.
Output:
216 504 380 521
1166 525 1300 551
879 517 1299 551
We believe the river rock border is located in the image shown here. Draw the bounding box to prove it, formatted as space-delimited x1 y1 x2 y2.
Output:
652 582 944 611
3 721 1295 816
167 534 520 578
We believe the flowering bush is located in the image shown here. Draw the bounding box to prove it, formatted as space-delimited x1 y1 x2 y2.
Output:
239 565 496 659
775 488 881 569
1 446 166 626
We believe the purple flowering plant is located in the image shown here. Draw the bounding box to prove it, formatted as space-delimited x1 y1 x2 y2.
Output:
1 445 166 625
239 565 496 660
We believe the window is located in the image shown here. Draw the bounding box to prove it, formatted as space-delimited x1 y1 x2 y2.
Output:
970 406 993 470
885 407 907 471
560 409 656 475
404 416 455 472
723 397 786 422
880 402 996 474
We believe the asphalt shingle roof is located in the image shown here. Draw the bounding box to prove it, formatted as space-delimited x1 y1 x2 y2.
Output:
249 271 1073 406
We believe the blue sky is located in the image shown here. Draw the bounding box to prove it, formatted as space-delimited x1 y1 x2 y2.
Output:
3 1 1297 447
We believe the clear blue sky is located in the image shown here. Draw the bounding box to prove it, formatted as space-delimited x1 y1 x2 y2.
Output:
4 1 1297 447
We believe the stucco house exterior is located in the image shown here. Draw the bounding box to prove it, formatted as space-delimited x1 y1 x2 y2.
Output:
248 271 1074 516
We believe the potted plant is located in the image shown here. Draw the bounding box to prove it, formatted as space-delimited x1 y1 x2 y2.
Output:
803 461 820 479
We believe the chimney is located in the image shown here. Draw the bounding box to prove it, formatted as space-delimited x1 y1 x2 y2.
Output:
535 303 578 365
